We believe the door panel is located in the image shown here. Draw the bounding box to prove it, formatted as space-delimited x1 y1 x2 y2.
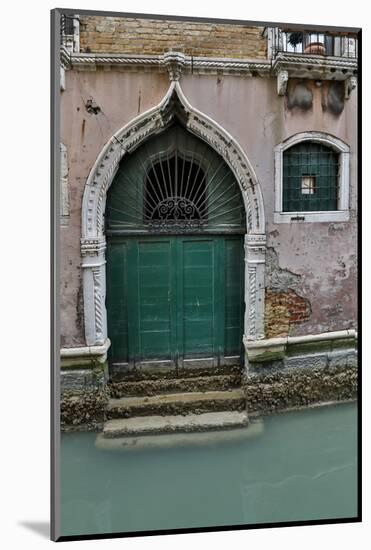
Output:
224 237 245 356
106 242 129 363
182 239 215 358
137 240 172 360
107 235 244 369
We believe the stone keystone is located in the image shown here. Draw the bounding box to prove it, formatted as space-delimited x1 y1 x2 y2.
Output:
163 51 187 82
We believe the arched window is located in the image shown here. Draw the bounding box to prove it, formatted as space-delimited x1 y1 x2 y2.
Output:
274 132 350 223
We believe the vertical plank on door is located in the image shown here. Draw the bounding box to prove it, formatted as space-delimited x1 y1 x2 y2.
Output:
214 238 225 365
182 238 214 358
137 239 172 360
106 241 129 363
174 238 183 368
224 237 244 356
126 240 140 365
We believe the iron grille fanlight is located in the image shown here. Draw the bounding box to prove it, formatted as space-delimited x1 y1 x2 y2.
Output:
144 154 207 231
105 124 245 235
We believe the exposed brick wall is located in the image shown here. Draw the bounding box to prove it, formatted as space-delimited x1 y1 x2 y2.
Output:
79 16 267 59
265 289 311 339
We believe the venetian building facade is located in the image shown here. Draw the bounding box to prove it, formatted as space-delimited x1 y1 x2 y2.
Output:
58 14 358 430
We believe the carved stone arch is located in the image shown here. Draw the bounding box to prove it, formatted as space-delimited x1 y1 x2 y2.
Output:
81 81 267 359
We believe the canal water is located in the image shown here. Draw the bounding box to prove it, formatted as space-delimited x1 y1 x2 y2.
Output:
60 402 357 537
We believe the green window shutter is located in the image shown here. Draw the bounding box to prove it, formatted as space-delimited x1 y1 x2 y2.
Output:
283 142 339 212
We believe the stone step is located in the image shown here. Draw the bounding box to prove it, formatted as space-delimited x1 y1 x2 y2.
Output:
103 410 249 438
107 389 246 419
96 418 263 450
108 373 243 398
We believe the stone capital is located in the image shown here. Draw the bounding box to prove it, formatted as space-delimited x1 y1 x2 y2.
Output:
81 238 106 260
345 76 357 99
163 51 187 82
277 69 289 96
245 234 266 265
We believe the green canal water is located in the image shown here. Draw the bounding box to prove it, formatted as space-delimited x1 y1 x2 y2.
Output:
60 402 358 537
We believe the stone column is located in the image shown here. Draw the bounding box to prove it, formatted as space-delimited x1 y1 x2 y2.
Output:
244 234 266 342
81 238 107 346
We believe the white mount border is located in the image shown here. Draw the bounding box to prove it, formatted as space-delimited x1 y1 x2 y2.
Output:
80 71 267 353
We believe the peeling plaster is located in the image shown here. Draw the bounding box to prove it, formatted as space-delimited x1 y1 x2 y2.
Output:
265 247 301 292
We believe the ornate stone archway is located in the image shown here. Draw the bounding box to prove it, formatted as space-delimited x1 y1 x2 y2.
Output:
81 63 266 359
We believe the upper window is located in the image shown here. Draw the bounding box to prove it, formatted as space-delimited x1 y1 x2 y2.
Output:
283 142 338 212
274 132 350 223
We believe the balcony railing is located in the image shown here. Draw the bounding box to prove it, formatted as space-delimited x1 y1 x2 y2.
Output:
60 14 79 53
60 14 74 41
272 29 358 59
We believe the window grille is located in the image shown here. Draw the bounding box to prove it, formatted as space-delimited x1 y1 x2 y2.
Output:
283 142 339 212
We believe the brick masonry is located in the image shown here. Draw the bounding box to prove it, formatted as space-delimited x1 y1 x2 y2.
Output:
79 16 267 59
264 288 312 338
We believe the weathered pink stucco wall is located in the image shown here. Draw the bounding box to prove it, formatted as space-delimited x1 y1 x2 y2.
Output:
60 69 357 347
181 75 357 337
60 71 170 346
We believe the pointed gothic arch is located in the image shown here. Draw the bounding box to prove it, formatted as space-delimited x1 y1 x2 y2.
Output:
81 81 267 361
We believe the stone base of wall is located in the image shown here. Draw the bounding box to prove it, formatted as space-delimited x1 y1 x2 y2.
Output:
60 349 357 431
60 362 109 431
244 349 357 414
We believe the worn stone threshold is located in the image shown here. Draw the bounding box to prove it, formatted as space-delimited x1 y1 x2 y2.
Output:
103 410 249 438
107 389 246 418
96 417 262 450
108 389 244 408
108 373 243 398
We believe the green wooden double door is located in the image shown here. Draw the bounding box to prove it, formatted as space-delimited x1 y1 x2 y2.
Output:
106 235 245 369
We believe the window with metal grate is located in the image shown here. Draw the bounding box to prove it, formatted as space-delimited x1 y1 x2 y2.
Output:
282 142 339 212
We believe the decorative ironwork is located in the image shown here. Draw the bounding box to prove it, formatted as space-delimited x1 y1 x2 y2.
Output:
283 142 339 212
272 29 358 59
143 152 209 231
60 14 75 45
147 197 205 232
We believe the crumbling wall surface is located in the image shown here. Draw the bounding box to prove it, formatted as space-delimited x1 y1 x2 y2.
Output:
243 346 357 414
244 364 357 414
60 364 109 431
264 247 312 338
265 223 357 337
79 16 267 59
